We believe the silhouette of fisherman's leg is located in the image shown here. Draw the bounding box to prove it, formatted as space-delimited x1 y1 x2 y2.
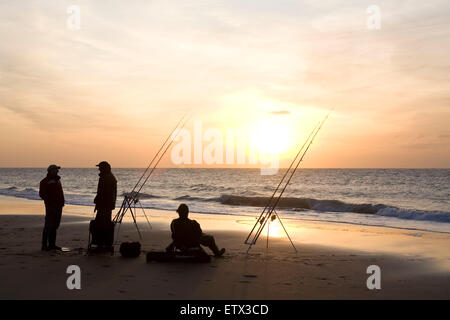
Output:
105 209 112 222
48 229 57 248
94 208 112 250
200 234 225 257
42 206 51 250
41 229 49 251
166 241 175 252
95 209 112 223
46 206 62 250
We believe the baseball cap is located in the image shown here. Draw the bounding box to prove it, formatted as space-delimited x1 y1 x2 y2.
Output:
96 161 111 169
47 164 61 172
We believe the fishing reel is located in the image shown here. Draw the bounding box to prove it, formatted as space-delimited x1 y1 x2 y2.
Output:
259 214 276 224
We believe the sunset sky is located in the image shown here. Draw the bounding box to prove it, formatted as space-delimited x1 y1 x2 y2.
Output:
0 0 449 168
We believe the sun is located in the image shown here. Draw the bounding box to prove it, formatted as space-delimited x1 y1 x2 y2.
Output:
250 119 292 154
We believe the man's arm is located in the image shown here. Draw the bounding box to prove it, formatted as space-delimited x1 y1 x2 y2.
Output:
170 220 176 240
113 178 117 203
193 220 203 236
94 178 104 204
39 180 47 201
57 181 65 207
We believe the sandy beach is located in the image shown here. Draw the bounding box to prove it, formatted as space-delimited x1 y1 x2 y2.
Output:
0 195 449 300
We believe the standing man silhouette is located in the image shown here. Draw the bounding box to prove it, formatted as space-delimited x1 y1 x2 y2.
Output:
39 164 65 251
94 161 117 223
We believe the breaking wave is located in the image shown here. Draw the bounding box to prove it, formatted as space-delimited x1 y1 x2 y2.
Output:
121 192 161 199
213 194 450 223
1 186 449 224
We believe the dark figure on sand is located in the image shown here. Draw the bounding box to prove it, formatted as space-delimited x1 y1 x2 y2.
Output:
166 204 225 257
94 161 117 223
39 165 65 251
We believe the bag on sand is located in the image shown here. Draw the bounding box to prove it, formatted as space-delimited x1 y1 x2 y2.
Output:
89 220 115 247
146 247 211 263
120 242 141 258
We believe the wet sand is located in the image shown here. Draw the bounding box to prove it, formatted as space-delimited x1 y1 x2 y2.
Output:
0 195 449 299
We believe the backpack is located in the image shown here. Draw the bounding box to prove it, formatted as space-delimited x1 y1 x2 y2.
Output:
119 242 141 258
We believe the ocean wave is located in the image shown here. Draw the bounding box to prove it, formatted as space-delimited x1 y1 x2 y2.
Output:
1 185 449 225
174 195 206 201
188 184 234 193
214 194 450 223
121 192 161 199
377 207 450 223
0 186 41 201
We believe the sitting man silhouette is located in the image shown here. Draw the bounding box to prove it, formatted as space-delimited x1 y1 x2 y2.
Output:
166 204 225 257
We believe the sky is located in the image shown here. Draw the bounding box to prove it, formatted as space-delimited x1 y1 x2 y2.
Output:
0 0 449 168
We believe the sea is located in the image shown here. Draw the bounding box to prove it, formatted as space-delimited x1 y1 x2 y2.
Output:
0 168 449 233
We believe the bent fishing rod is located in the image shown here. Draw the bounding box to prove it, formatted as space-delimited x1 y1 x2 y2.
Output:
244 121 320 245
113 113 191 229
245 110 332 252
126 113 188 202
134 114 192 197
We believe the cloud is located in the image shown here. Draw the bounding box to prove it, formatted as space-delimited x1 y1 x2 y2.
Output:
269 110 291 115
0 0 449 167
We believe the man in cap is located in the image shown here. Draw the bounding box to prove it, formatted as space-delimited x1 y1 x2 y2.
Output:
94 161 117 223
166 203 225 257
39 164 65 251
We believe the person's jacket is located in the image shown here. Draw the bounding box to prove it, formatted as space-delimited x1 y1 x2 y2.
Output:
170 217 202 248
94 171 117 210
39 174 65 207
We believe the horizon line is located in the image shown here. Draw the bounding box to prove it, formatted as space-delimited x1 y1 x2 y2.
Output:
0 167 448 170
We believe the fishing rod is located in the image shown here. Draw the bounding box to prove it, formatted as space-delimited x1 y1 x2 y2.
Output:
113 113 191 240
113 113 187 221
244 121 320 245
126 113 188 201
134 114 191 196
251 110 331 247
245 123 319 252
245 110 332 252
